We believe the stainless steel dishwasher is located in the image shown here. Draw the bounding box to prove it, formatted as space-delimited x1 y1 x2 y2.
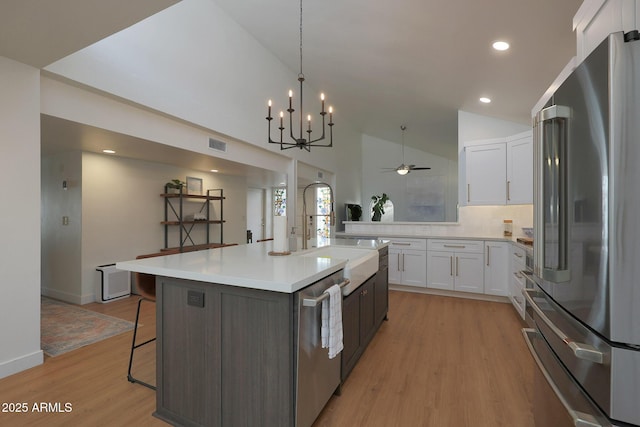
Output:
294 270 348 427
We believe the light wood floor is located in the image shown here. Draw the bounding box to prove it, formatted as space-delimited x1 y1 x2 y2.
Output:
0 291 533 426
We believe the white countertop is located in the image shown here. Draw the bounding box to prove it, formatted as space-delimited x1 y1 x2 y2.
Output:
335 232 532 253
116 239 388 294
314 237 390 250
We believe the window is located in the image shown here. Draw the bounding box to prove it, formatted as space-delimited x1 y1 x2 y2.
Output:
316 187 331 241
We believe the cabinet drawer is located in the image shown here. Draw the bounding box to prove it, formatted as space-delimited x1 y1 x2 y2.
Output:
427 239 483 253
510 277 526 319
387 238 427 251
512 245 526 262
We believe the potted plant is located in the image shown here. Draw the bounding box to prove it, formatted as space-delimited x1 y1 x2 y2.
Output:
371 193 389 221
165 179 185 193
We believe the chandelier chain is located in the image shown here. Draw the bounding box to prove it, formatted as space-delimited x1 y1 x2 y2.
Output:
299 0 303 77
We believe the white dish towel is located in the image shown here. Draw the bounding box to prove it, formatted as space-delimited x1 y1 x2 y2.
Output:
321 284 343 359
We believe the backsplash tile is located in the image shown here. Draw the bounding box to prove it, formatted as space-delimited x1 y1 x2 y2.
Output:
344 205 533 238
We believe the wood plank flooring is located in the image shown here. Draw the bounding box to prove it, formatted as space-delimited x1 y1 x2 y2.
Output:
0 291 533 426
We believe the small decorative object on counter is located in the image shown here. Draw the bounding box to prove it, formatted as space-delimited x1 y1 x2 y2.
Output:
371 193 389 221
503 219 513 237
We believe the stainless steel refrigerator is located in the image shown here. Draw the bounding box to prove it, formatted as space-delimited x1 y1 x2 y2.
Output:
523 31 640 427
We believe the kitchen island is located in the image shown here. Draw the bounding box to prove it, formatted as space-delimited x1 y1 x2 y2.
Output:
116 239 387 427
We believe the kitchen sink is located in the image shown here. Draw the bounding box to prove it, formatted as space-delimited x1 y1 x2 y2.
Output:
300 246 378 295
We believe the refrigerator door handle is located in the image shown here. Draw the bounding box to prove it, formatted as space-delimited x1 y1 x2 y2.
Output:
534 104 572 283
522 289 605 364
521 329 607 427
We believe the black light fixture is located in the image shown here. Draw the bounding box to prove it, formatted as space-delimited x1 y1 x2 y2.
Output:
266 0 334 151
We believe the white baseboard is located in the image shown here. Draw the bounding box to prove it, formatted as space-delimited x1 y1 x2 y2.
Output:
389 284 510 303
0 350 43 380
41 287 81 304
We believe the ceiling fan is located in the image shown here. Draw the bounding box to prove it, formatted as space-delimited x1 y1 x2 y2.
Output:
381 125 431 175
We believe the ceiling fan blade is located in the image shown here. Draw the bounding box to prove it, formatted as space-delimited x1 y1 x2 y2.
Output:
410 166 431 170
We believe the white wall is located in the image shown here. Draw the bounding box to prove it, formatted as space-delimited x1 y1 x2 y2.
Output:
41 151 83 302
43 0 363 231
0 56 43 378
361 134 458 222
42 0 362 182
41 151 251 304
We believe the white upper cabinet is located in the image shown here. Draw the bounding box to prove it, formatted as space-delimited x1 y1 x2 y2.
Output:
465 142 507 205
574 0 640 63
464 130 532 206
506 131 533 205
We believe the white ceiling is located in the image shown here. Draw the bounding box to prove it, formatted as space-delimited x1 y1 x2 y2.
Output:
1 0 583 168
0 0 178 68
213 0 583 159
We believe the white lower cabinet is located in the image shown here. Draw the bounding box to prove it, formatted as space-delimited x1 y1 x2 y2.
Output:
427 240 484 293
388 238 427 287
484 241 510 296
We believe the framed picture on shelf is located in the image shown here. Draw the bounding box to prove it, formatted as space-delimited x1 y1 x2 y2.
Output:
186 176 203 195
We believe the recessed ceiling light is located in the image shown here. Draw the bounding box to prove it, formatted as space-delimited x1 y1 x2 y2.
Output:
492 41 510 51
210 169 219 173
102 149 116 154
479 97 491 104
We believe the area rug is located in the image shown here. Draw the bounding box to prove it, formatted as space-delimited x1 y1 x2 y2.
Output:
41 297 135 357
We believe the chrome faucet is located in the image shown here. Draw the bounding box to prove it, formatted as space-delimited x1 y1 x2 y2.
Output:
301 182 335 250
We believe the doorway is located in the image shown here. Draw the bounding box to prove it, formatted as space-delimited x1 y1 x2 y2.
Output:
246 188 265 242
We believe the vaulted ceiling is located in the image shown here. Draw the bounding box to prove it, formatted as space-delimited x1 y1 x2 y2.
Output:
1 0 583 163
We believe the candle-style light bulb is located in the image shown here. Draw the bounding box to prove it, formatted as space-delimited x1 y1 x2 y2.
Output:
329 106 333 124
267 99 272 118
307 114 311 131
320 93 325 113
288 90 293 110
279 111 284 127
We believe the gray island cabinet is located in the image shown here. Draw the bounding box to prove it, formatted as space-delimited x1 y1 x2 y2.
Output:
116 240 388 427
155 276 295 426
341 246 389 380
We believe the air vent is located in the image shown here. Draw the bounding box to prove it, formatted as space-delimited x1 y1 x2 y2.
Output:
208 137 227 152
317 171 324 179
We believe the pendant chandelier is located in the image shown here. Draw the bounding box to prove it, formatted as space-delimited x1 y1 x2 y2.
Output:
266 0 334 151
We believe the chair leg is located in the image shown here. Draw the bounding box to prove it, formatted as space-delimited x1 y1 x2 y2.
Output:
127 297 156 390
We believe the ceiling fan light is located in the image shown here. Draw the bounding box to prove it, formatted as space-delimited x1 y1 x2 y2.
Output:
397 167 410 175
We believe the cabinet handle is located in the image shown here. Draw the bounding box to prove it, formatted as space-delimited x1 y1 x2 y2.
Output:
392 242 411 246
456 256 459 277
507 180 511 201
402 253 405 272
302 279 351 307
397 253 401 272
486 246 490 266
514 252 523 258
444 244 465 249
467 184 470 202
450 256 453 276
